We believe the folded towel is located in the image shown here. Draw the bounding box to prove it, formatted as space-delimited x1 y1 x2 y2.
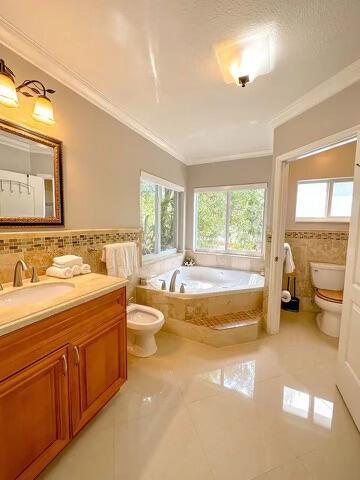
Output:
71 265 82 276
101 242 139 278
46 266 73 279
284 243 295 274
53 255 83 268
80 263 91 274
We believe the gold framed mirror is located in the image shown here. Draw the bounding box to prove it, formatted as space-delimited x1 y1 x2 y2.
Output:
0 119 63 227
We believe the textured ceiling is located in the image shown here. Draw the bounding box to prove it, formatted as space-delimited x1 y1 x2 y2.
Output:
1 0 360 163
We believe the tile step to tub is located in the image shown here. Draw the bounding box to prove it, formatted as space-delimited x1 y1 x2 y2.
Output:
191 309 262 331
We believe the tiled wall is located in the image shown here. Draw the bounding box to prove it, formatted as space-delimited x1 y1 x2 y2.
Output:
0 229 142 285
284 230 348 311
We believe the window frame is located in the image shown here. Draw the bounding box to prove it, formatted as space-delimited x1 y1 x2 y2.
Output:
295 177 353 223
193 183 267 257
140 171 184 260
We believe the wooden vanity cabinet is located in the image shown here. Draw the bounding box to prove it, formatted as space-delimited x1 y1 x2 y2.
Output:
0 287 127 480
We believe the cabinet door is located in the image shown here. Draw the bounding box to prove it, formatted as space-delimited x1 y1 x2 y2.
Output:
71 318 126 434
0 347 70 480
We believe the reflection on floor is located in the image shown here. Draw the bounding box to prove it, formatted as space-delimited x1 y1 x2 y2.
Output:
40 311 360 480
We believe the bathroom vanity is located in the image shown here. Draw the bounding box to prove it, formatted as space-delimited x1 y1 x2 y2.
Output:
0 274 127 480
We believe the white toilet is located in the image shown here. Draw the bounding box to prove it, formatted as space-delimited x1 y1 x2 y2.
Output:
126 303 165 357
310 262 345 338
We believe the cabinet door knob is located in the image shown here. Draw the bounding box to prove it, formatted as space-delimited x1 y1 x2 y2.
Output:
62 354 68 376
74 346 80 366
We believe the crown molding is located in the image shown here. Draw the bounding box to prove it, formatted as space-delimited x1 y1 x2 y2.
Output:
188 149 273 166
0 16 186 163
270 58 360 129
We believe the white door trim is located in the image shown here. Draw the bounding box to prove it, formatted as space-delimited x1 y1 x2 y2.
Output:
267 124 360 334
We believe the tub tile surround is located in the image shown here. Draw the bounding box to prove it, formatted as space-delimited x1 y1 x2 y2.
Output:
136 286 263 346
0 229 142 284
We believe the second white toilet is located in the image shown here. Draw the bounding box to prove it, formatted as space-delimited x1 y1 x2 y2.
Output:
126 303 164 357
310 262 345 338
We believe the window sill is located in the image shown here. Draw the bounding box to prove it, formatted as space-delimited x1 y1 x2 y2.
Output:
142 251 183 266
295 218 350 223
192 250 264 260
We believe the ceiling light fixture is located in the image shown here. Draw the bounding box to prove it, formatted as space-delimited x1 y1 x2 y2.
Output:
0 58 56 125
215 33 272 87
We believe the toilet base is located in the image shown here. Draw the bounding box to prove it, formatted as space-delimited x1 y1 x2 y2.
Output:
127 331 158 357
316 311 341 338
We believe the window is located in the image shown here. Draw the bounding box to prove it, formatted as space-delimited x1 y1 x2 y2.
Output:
295 178 353 222
194 184 266 256
140 172 183 257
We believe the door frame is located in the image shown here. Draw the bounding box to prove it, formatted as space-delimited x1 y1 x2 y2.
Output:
267 124 360 334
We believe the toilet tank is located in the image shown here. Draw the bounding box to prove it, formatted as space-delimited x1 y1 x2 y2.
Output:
310 262 346 290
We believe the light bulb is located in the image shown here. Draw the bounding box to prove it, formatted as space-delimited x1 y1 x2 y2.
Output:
32 95 55 125
0 72 19 108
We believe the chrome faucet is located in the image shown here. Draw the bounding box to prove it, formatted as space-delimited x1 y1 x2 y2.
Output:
13 260 28 287
169 269 180 292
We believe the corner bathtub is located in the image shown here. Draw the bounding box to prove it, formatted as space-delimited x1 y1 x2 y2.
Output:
148 266 264 296
136 266 264 347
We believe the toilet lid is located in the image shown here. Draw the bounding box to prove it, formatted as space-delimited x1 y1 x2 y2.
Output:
317 289 343 304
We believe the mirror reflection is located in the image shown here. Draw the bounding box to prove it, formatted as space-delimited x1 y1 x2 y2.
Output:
0 130 55 218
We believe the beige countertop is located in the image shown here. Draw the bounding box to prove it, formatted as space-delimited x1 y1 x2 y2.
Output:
0 273 127 337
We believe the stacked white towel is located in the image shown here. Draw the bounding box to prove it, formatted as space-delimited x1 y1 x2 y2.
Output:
101 242 139 278
53 255 83 268
46 255 92 279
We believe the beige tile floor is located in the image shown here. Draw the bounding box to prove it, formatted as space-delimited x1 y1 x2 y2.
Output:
40 312 360 480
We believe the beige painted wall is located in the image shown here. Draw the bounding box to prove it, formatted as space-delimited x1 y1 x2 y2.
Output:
274 80 360 158
0 45 186 230
185 156 273 250
286 142 356 231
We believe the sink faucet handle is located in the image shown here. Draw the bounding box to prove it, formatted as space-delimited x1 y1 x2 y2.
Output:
31 266 40 283
180 282 186 293
158 279 167 290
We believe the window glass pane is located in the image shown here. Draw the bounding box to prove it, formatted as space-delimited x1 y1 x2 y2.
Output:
296 182 328 218
330 181 353 217
140 180 156 255
229 188 265 254
160 187 177 251
196 191 227 250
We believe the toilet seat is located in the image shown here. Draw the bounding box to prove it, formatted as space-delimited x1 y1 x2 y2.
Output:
316 289 343 304
127 304 164 331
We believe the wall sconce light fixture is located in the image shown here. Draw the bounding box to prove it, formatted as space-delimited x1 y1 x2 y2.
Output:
0 58 56 125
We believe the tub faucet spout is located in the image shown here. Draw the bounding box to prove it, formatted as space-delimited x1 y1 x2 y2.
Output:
169 269 180 292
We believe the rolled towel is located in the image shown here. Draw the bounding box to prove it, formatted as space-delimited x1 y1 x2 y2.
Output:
80 263 91 274
281 290 292 303
71 265 82 276
53 255 83 268
46 266 73 279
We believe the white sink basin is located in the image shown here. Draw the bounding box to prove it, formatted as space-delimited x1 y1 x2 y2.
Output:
0 282 75 307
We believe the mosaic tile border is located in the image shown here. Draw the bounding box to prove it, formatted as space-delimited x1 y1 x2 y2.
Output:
0 229 142 255
266 230 349 242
